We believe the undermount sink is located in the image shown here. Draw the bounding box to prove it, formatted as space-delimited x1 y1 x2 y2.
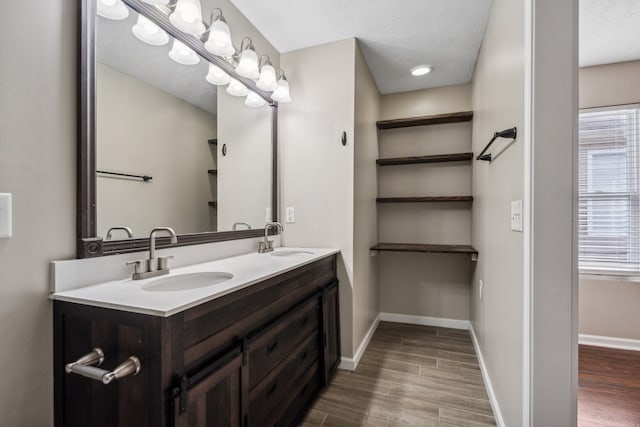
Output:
142 272 233 292
270 250 314 257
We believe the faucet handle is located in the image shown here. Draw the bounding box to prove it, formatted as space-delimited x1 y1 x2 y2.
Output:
157 256 174 271
126 259 149 275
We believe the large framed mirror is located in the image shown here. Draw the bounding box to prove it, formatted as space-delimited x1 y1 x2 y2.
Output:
78 0 279 258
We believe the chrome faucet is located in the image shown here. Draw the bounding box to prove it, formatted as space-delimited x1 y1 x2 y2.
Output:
259 222 283 253
127 227 178 280
106 226 133 240
232 222 252 231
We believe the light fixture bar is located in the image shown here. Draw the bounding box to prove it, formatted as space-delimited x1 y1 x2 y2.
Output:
120 0 276 105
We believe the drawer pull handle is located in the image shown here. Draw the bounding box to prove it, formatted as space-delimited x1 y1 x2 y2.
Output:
267 382 278 398
300 316 309 326
267 341 278 353
300 350 309 362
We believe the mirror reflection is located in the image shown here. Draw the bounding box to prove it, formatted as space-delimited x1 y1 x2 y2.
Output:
95 2 272 240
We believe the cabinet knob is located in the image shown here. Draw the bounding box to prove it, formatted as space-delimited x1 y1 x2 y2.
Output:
266 340 278 353
267 382 278 398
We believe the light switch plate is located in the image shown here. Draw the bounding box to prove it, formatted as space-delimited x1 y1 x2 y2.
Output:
286 207 295 224
511 200 523 232
0 193 12 238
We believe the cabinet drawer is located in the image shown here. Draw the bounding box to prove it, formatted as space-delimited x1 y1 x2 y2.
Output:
247 296 320 389
249 332 320 426
272 365 321 427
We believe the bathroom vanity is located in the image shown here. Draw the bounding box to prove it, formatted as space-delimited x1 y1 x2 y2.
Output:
53 250 339 427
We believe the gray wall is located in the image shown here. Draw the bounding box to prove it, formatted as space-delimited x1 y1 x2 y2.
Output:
0 2 281 425
0 1 76 425
579 60 640 341
353 43 381 348
471 0 578 424
279 39 357 356
378 84 474 321
470 0 526 423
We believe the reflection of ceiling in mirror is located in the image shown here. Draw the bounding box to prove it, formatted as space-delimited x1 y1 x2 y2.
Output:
96 11 218 114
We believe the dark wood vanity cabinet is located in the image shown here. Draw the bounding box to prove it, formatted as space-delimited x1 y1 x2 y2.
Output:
54 255 339 427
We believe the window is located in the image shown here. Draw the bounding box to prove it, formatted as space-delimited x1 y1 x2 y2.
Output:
579 105 640 275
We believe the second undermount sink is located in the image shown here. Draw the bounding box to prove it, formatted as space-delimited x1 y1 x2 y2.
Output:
142 272 233 292
270 250 314 258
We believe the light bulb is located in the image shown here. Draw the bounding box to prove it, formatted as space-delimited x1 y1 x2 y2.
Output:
245 91 267 108
97 0 129 20
168 39 200 65
169 0 205 35
256 64 278 92
204 19 235 58
271 78 291 103
235 48 260 80
205 63 231 86
226 78 249 97
132 15 169 46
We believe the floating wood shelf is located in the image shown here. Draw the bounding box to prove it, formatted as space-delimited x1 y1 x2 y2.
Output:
208 138 218 145
371 242 478 258
208 201 218 208
376 111 473 130
208 169 218 176
376 196 473 203
377 152 473 166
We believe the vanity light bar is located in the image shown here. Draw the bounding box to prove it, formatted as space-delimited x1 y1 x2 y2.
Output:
119 0 290 106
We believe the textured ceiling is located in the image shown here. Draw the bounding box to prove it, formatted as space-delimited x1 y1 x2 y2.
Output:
97 7 217 114
229 0 493 94
580 0 640 67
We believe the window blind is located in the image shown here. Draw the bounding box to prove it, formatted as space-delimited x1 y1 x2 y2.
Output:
578 105 640 275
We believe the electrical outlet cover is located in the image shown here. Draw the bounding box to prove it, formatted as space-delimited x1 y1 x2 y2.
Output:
286 207 295 223
511 200 523 232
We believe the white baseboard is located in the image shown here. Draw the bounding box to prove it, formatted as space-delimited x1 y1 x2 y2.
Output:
470 324 506 427
339 314 380 371
379 312 470 330
579 334 640 351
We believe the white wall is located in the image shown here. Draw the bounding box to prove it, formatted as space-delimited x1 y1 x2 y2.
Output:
97 63 217 237
578 60 640 341
0 1 76 425
216 90 272 231
378 84 474 322
353 44 381 349
279 39 357 356
470 0 526 424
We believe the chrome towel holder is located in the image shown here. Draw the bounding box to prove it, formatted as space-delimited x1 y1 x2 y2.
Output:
65 348 141 385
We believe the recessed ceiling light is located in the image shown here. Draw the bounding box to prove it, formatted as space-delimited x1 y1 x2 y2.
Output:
411 65 432 76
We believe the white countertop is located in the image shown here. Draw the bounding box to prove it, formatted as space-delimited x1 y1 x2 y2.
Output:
50 247 339 317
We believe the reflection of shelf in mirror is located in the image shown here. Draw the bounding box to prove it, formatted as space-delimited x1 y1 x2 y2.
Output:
208 201 218 208
208 139 218 145
208 169 218 176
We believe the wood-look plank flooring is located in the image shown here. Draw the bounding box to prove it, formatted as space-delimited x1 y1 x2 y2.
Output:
301 322 496 427
578 344 640 427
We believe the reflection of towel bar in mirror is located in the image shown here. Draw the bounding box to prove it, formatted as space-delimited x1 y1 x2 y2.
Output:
476 127 518 162
97 170 153 182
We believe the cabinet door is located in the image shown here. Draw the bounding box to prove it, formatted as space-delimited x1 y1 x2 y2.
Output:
322 281 341 384
173 350 244 427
